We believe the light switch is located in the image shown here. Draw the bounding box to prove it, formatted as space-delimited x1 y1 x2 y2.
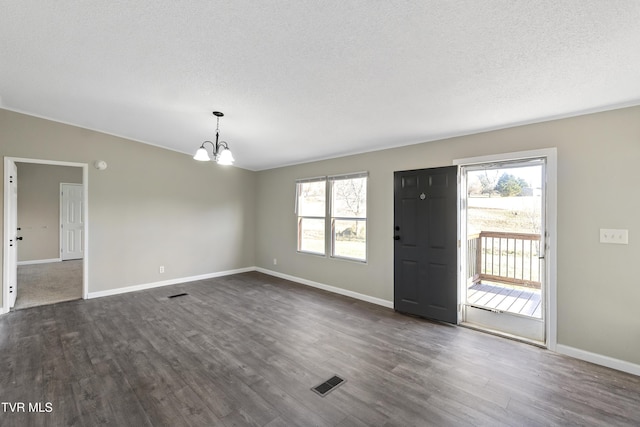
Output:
599 229 629 244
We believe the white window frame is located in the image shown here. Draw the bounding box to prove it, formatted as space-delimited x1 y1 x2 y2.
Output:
328 172 368 262
295 176 327 256
295 172 368 262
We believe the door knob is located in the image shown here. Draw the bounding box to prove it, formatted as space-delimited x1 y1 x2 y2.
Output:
16 236 23 240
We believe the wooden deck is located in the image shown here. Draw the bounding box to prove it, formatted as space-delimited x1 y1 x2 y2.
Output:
467 282 542 318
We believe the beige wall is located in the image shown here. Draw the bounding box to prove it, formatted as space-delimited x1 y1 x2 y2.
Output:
255 106 640 366
1 109 256 304
3 105 640 368
17 163 83 262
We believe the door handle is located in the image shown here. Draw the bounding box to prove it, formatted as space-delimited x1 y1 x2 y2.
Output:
16 236 23 241
394 235 400 240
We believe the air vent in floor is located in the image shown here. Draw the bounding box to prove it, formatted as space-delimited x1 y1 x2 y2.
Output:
167 293 188 299
312 375 345 397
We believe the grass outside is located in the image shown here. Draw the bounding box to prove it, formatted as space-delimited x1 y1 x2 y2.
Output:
467 196 541 235
299 232 366 260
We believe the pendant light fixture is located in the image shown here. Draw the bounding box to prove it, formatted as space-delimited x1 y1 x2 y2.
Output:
193 111 235 165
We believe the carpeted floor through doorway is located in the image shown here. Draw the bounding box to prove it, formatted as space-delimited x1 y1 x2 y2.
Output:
14 260 82 310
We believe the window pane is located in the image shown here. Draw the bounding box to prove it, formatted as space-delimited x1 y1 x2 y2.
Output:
332 177 367 218
297 181 326 217
299 218 325 254
333 219 366 260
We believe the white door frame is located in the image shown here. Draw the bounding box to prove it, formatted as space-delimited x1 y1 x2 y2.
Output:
2 157 89 314
6 160 18 308
454 148 557 350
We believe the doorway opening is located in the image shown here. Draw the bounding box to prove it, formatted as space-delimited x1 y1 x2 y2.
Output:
3 157 88 313
457 149 556 347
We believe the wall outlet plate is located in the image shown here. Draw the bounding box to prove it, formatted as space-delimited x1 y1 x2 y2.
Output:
599 229 629 245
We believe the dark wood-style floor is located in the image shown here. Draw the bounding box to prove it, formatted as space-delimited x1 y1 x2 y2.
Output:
1 272 639 426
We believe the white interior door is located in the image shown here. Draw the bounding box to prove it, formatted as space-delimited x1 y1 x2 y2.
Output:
61 183 84 260
7 160 18 308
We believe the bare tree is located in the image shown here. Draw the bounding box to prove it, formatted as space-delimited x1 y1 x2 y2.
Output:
334 178 366 236
479 170 500 196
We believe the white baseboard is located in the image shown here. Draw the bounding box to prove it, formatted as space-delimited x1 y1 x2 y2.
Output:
256 267 394 309
87 267 255 299
17 258 62 266
555 344 640 377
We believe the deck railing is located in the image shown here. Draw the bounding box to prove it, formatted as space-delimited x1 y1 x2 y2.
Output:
467 231 542 289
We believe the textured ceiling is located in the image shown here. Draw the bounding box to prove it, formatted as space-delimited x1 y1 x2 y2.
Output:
2 1 640 170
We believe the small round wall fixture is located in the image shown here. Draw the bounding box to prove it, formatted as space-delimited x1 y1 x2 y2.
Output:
94 160 108 170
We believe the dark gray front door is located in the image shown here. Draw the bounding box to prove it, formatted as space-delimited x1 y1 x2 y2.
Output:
394 166 458 323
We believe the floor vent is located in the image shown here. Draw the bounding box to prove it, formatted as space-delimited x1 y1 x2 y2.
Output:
312 375 345 397
168 293 188 299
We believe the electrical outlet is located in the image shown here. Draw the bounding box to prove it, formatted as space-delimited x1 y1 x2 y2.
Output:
599 229 629 245
159 265 165 273
273 258 277 265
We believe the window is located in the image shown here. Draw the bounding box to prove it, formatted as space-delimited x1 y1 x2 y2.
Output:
296 172 368 261
330 173 367 261
295 177 326 255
